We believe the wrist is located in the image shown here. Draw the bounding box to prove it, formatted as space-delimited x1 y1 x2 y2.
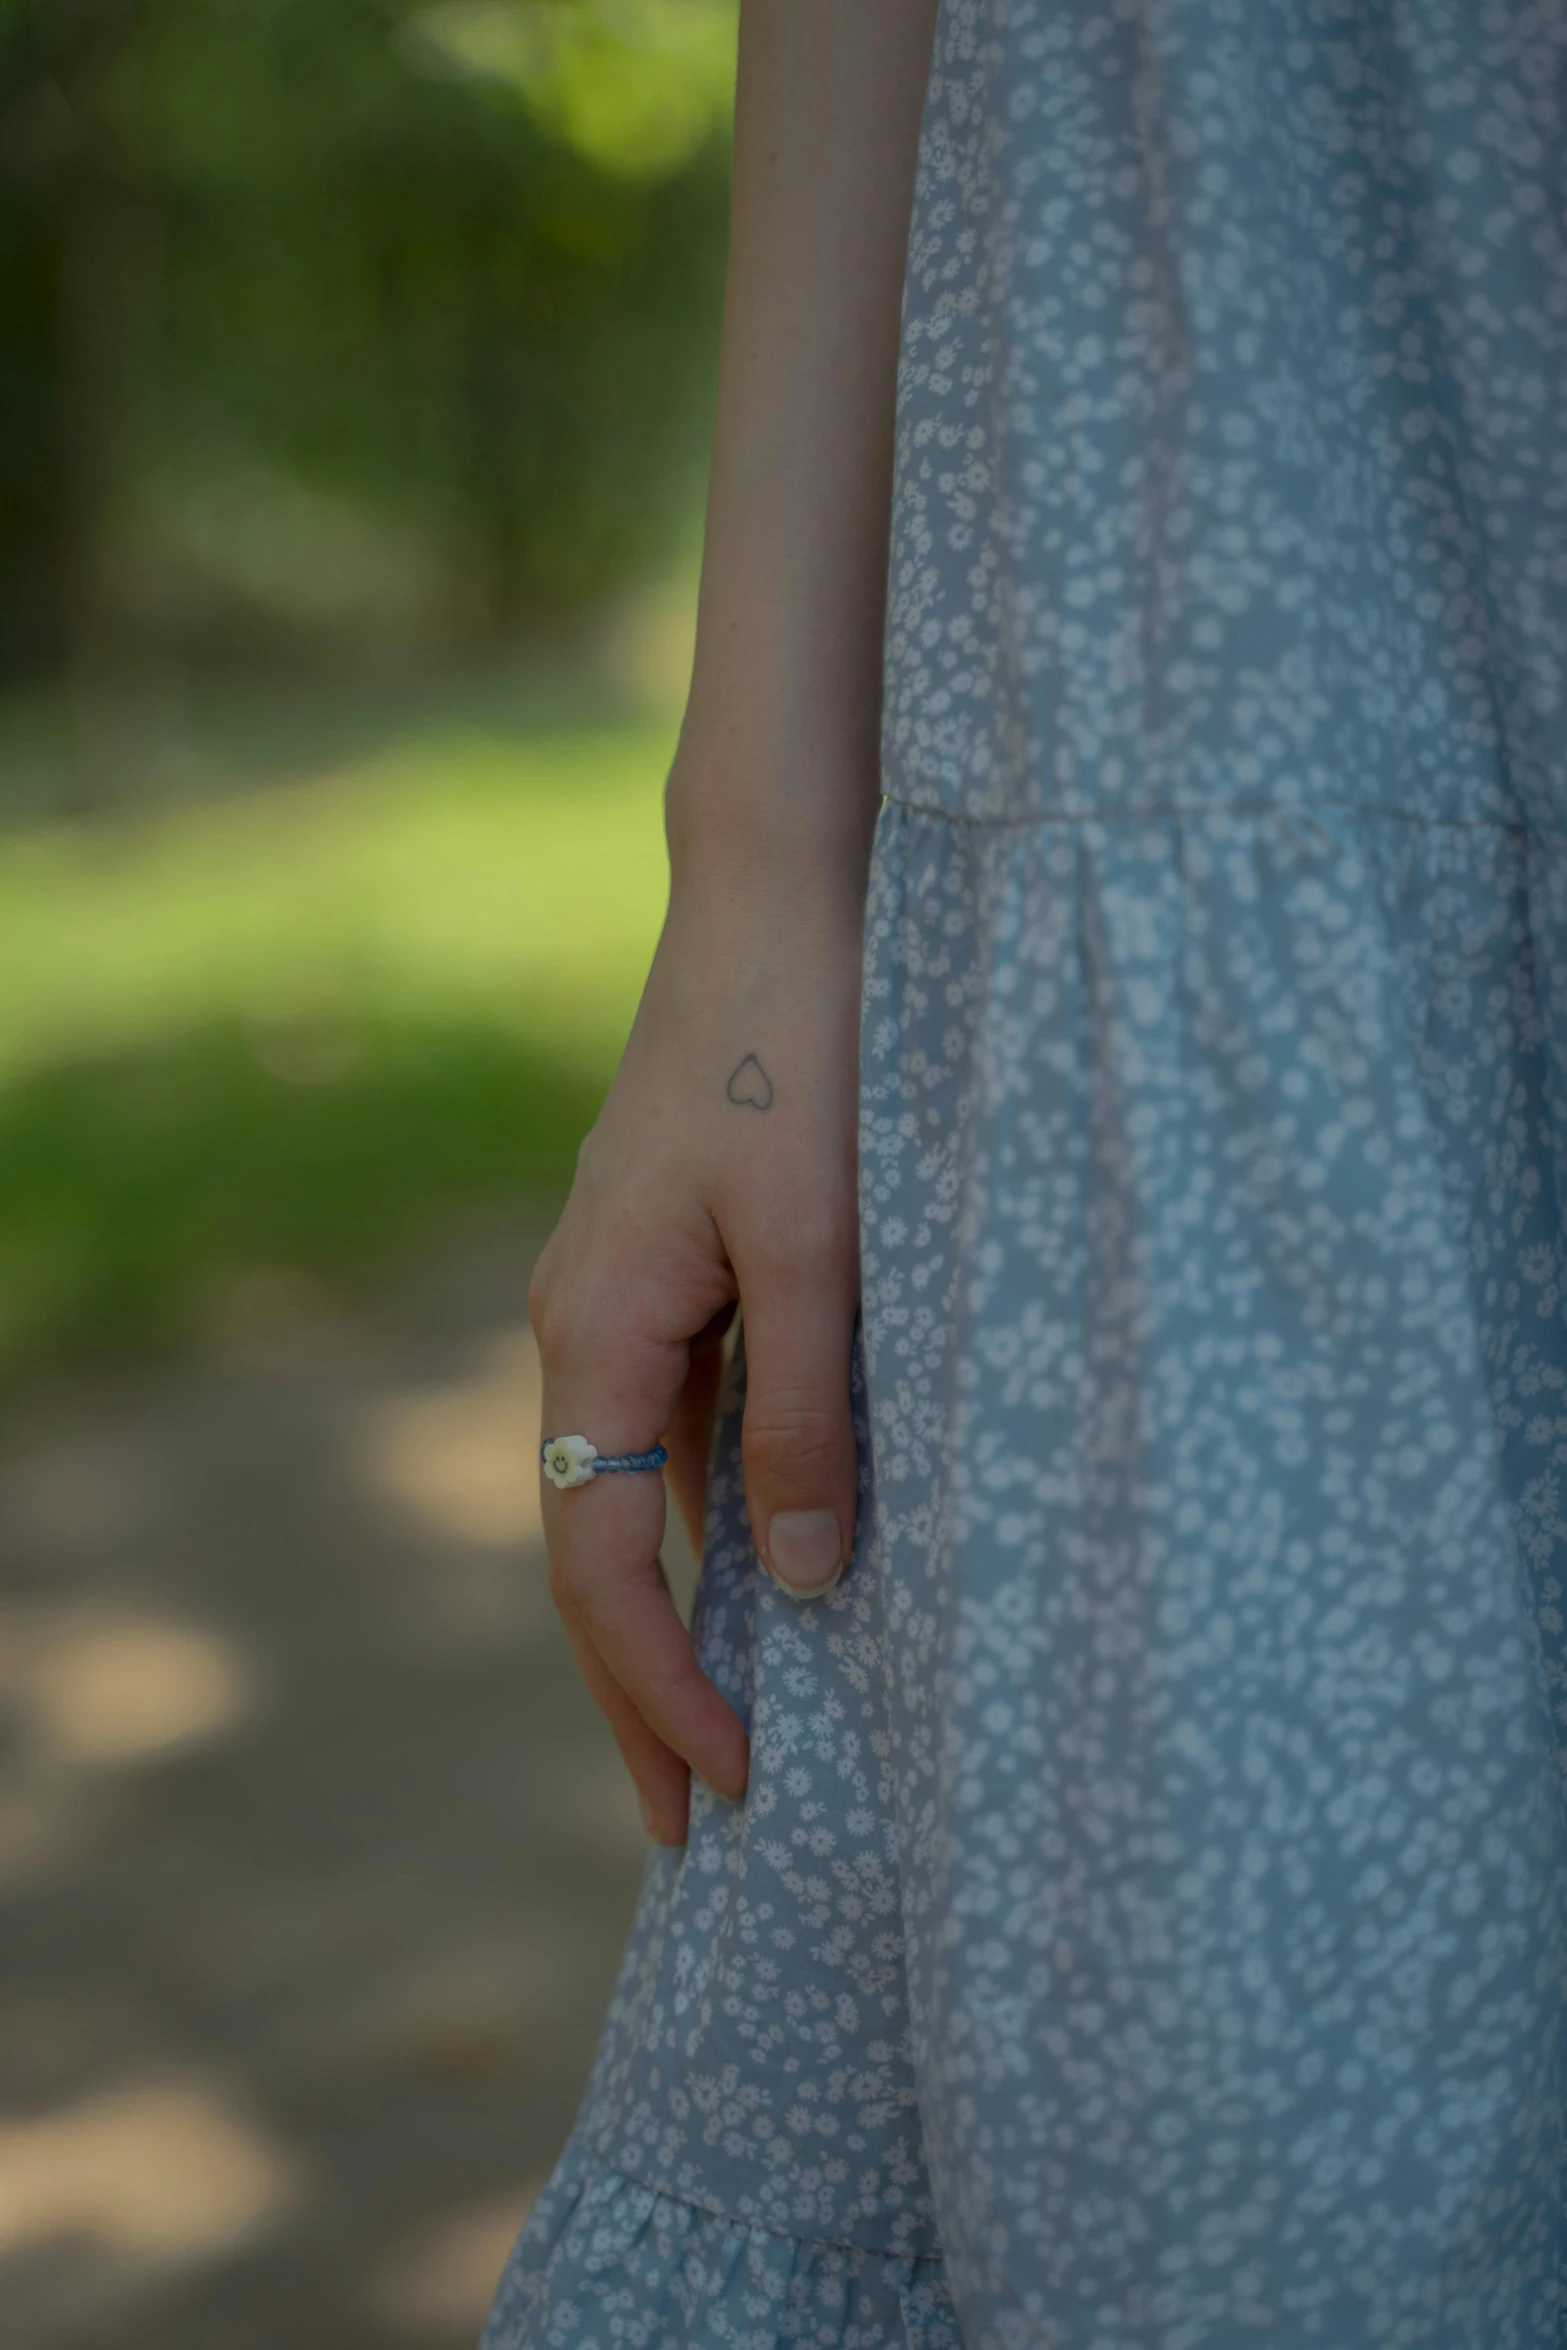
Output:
663 740 879 920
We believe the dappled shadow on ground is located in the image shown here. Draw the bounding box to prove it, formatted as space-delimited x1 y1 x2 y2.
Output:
0 1216 672 2349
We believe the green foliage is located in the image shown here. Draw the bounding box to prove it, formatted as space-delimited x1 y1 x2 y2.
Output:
0 684 672 1377
410 0 737 178
0 1014 600 1369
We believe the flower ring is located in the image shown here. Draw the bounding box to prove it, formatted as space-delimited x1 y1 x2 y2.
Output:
541 1434 669 1491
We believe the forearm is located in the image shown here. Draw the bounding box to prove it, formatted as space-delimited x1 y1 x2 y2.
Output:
668 0 938 902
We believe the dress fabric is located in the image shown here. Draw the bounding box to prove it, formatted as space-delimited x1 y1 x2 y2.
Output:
483 2 1567 2344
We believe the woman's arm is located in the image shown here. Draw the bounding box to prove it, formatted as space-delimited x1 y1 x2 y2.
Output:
530 0 939 1846
673 0 940 885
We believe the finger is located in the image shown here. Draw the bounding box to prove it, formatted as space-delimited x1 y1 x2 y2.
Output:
664 1304 735 1555
735 1242 858 1599
541 1323 749 1802
534 1199 749 1798
548 1468 749 1800
564 1619 691 1846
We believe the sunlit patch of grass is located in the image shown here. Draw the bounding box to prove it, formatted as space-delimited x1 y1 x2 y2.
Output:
0 707 673 1378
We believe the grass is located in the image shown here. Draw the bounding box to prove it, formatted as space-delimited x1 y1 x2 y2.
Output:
0 681 675 1380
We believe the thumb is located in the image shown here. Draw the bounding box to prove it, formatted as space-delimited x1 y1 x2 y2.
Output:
737 1260 858 1599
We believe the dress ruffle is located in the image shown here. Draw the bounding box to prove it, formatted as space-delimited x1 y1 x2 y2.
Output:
480 2136 961 2350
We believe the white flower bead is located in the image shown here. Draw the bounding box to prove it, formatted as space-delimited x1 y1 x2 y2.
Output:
542 1434 599 1490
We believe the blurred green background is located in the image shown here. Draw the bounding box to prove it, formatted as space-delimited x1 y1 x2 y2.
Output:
1 0 736 1382
0 4 732 2343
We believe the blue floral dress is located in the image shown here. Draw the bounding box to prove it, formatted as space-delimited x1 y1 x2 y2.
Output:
483 2 1567 2343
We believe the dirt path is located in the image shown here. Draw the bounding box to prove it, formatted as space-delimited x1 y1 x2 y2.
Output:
0 1217 666 2349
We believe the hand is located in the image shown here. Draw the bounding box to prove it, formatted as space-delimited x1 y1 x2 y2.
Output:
529 859 863 1846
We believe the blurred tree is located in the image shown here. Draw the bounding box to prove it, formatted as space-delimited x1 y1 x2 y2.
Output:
0 0 732 694
0 0 158 688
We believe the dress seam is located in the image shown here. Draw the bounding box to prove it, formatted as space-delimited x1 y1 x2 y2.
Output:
577 2145 945 2266
878 790 1530 837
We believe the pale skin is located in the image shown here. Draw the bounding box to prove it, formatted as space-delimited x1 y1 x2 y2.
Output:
529 0 941 1846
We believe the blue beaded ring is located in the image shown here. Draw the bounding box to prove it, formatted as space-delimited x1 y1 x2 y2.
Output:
540 1434 669 1491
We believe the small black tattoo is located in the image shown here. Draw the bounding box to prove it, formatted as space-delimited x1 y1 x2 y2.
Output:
726 1053 775 1111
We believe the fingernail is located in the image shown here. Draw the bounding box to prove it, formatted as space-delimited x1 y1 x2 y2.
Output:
700 1768 748 1807
764 1510 843 1597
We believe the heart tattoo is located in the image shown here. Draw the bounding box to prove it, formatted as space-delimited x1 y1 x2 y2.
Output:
725 1053 775 1111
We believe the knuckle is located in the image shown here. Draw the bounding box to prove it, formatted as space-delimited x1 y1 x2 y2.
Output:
545 1538 585 1592
532 1277 621 1375
531 1286 577 1369
546 1554 582 1619
527 1266 560 1353
743 1389 845 1483
526 1236 558 1328
546 1553 620 1646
